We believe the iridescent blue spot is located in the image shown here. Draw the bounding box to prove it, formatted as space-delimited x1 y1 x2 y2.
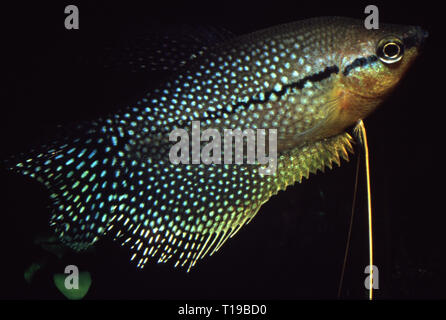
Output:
78 149 87 158
76 162 85 170
88 150 97 159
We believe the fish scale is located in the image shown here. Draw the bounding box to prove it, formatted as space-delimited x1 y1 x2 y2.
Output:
3 17 426 271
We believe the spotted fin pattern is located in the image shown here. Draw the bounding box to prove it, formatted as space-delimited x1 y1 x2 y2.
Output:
7 129 352 271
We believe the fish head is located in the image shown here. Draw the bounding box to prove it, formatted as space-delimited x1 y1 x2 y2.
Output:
337 21 427 120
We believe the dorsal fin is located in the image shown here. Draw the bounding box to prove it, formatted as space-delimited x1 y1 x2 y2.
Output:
98 24 235 74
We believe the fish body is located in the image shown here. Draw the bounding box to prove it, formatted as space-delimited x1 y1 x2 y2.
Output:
4 17 426 271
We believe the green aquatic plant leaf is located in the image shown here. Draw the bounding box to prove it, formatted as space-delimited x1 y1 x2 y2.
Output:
53 271 92 300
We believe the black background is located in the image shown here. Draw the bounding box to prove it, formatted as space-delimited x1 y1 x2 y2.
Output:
0 0 444 300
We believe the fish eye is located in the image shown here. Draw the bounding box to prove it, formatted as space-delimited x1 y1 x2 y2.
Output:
376 37 404 64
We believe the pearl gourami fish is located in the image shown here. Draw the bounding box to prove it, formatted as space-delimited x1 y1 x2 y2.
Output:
3 17 426 272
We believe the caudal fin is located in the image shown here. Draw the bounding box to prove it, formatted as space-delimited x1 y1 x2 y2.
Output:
3 121 123 252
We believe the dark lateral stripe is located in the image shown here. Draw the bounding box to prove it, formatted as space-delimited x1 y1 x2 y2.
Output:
198 64 340 122
154 65 340 133
237 64 340 109
343 55 378 76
